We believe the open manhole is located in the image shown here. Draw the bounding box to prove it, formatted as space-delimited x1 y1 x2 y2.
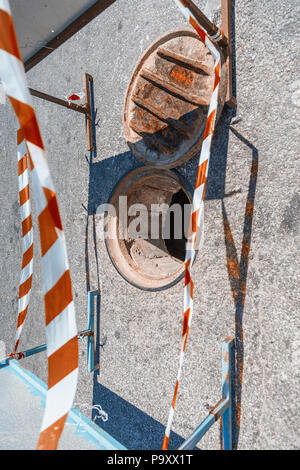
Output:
124 28 227 168
105 167 193 291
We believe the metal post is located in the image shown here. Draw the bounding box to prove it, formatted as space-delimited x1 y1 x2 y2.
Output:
29 88 88 115
29 73 94 151
178 397 229 450
180 0 236 108
87 291 99 373
178 337 235 450
221 337 234 450
221 0 237 108
0 290 99 371
0 329 93 369
83 73 94 152
180 0 228 48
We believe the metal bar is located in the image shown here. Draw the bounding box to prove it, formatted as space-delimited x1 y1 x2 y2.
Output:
24 0 117 72
132 95 193 138
87 291 99 373
140 68 210 106
0 329 93 368
178 397 229 450
84 73 94 151
29 87 88 115
180 0 228 48
178 337 235 450
77 329 94 339
221 337 234 450
157 47 210 75
30 72 95 152
221 0 237 108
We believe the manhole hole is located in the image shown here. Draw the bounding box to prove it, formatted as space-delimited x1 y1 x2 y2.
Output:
124 28 227 169
105 167 193 291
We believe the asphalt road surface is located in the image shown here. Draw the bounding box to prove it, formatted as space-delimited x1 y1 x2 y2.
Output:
0 0 299 450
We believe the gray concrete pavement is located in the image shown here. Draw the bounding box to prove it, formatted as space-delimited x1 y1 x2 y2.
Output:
10 0 98 62
0 0 299 450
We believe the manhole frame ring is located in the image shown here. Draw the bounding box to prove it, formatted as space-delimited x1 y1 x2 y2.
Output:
104 166 197 292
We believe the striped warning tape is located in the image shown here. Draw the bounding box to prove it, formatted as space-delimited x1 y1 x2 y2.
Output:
0 0 78 450
162 0 222 449
14 129 33 352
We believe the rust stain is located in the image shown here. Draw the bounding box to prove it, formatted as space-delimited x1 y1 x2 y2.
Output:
220 416 224 450
170 67 193 86
227 257 240 279
241 242 250 258
209 399 224 422
224 220 235 245
252 162 258 175
245 200 254 217
241 282 247 306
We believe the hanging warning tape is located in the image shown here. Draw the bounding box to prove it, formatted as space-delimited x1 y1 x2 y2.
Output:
162 0 222 449
1 0 223 451
14 129 33 353
0 0 78 450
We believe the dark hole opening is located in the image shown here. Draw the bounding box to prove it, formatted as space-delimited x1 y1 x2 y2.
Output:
164 188 190 262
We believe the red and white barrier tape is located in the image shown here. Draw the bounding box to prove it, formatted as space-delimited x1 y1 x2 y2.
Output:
162 0 222 449
0 0 78 450
14 129 33 352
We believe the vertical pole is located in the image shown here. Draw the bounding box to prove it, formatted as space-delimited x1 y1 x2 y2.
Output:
84 73 94 151
221 0 237 108
87 291 96 373
180 0 228 47
29 73 95 151
222 337 234 450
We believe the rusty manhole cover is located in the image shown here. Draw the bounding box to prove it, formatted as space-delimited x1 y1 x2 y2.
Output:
105 167 193 291
124 29 227 169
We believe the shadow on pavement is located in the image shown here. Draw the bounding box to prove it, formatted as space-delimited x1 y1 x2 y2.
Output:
83 0 254 451
221 127 259 449
92 374 185 450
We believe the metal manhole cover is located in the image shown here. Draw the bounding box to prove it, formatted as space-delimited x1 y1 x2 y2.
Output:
124 29 227 169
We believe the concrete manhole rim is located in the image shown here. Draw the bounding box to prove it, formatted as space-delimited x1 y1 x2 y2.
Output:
105 166 195 292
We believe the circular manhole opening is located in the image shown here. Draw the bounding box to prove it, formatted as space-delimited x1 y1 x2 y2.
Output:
124 28 227 169
105 167 193 291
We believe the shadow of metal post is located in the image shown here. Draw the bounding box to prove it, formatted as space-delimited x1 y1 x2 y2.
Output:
221 127 259 449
